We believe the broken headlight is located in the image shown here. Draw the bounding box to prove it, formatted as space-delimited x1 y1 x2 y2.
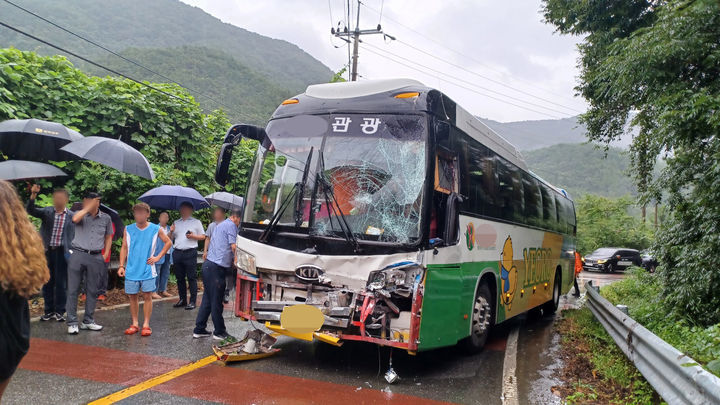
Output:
367 263 424 295
236 248 257 275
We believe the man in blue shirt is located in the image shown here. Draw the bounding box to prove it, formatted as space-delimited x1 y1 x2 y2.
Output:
193 209 240 340
118 203 172 337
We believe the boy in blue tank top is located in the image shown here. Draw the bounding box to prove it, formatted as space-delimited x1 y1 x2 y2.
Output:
118 203 172 336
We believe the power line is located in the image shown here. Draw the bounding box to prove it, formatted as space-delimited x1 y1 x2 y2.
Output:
360 2 581 105
362 42 569 118
394 38 583 114
0 20 194 105
1 0 237 113
359 44 562 119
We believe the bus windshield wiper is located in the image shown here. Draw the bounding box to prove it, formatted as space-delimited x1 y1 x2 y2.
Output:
315 149 360 252
259 148 313 243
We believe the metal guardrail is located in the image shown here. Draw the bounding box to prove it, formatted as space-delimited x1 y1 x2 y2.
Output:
584 281 720 405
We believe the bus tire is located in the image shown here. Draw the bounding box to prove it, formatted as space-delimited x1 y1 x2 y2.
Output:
542 269 561 315
460 283 493 354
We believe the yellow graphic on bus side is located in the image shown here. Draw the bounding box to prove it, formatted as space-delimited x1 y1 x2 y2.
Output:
500 236 518 310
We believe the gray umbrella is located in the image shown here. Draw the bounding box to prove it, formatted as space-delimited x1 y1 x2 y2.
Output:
0 119 83 161
205 191 244 211
0 160 67 180
60 136 154 180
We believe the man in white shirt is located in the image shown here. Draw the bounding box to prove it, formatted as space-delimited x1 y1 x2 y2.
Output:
170 202 205 310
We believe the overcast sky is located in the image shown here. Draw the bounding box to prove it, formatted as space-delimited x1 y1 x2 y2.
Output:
181 0 586 122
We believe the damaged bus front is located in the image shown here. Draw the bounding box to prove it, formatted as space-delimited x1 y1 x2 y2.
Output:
216 85 433 352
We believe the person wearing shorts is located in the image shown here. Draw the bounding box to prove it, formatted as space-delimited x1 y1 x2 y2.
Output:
118 203 171 337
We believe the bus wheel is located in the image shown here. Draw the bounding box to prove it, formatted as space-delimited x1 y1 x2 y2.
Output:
543 270 561 315
461 283 493 353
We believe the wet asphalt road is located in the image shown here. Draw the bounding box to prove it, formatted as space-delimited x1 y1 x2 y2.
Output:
4 270 626 405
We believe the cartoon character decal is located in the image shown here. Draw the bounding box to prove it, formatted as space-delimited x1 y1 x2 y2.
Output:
500 236 518 309
465 223 475 251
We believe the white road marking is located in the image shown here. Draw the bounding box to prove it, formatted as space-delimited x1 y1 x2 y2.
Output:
501 325 520 405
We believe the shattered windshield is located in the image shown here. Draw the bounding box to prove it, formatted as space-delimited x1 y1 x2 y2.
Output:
245 114 427 244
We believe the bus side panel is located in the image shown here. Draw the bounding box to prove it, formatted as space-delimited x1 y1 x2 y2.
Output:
418 265 463 350
418 262 499 351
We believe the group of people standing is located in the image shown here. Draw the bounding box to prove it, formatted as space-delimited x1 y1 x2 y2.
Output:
0 179 242 399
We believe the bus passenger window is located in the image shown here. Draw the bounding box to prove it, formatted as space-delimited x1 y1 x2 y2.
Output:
541 186 557 230
523 175 542 227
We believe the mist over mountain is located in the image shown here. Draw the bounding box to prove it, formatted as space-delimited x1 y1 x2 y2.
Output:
480 116 634 151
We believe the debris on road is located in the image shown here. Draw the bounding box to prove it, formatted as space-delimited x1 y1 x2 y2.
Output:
213 329 280 364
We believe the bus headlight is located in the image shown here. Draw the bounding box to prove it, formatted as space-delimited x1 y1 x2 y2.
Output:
367 265 424 293
236 249 257 275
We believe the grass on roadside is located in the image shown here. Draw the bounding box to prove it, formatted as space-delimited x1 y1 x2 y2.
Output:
601 268 720 376
555 307 661 404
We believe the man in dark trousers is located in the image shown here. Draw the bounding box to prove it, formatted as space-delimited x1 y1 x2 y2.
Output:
27 184 74 322
65 192 113 335
170 202 205 310
192 209 240 340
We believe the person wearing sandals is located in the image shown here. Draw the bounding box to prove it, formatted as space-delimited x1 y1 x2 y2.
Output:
117 203 172 337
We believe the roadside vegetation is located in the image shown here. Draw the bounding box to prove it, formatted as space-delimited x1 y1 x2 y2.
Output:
0 47 256 223
555 306 660 404
575 194 654 255
543 0 720 326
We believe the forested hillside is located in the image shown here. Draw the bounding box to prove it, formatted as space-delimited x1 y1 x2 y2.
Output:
92 46 292 125
524 143 636 198
0 0 333 123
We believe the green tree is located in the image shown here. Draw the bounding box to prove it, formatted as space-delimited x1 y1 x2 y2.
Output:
575 194 653 255
0 48 234 224
543 0 720 323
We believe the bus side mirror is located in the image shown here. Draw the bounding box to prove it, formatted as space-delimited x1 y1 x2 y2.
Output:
215 143 233 187
216 124 273 187
225 124 271 148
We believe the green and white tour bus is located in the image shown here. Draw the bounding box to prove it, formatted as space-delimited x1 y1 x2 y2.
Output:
215 78 576 354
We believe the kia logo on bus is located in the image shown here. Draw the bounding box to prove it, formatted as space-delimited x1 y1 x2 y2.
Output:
295 265 324 282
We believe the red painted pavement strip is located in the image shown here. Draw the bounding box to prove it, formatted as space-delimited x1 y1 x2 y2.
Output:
155 365 451 405
20 338 189 385
20 338 451 404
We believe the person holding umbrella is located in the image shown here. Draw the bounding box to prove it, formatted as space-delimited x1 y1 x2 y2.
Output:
66 192 113 334
171 202 205 310
153 211 173 299
26 184 74 322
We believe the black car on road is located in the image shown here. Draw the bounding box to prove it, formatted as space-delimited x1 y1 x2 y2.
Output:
641 249 659 273
583 248 642 272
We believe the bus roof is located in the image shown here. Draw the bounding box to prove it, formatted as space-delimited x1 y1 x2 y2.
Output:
276 79 570 191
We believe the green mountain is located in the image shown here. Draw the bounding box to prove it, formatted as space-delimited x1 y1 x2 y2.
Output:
92 46 292 125
523 143 636 198
480 116 635 151
0 0 333 123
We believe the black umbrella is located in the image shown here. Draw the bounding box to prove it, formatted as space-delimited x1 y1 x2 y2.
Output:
205 191 244 211
0 119 83 161
71 202 125 241
139 185 210 211
60 136 155 180
0 160 67 181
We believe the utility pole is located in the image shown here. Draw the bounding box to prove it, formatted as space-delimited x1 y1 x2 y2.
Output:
331 0 394 81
